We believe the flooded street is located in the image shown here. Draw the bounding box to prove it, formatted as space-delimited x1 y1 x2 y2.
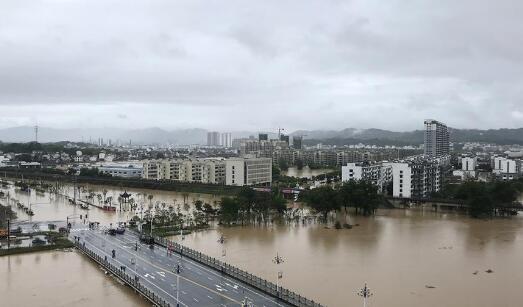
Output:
2 181 523 306
3 182 220 226
0 250 148 307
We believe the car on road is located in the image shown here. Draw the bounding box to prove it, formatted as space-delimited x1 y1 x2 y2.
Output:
139 234 154 245
115 227 125 234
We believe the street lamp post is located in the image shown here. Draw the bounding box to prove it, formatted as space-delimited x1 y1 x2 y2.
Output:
272 253 284 297
357 283 373 307
217 234 226 271
175 263 181 307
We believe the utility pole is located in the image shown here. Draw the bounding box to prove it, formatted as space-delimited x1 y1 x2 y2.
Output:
7 218 10 249
217 234 226 271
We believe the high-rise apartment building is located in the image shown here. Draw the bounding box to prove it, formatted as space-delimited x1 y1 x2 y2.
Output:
207 131 220 146
259 133 268 141
424 119 450 157
220 132 232 147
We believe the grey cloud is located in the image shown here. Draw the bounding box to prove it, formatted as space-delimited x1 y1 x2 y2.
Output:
0 0 522 131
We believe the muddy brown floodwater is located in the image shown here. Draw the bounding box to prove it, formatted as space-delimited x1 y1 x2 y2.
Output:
0 250 148 307
3 181 523 307
173 209 523 307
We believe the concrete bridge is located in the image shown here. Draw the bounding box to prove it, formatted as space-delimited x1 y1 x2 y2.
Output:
70 226 324 307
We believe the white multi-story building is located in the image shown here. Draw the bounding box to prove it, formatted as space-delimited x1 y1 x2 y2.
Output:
388 162 413 198
225 158 245 186
220 132 232 148
342 155 449 199
424 119 450 157
225 157 272 186
143 157 271 186
341 162 392 192
462 156 477 171
492 156 521 180
452 156 478 180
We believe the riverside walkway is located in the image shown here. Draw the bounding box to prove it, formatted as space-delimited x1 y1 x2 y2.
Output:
70 226 324 307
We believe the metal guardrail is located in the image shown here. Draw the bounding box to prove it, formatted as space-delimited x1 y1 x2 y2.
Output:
154 236 325 307
75 242 171 307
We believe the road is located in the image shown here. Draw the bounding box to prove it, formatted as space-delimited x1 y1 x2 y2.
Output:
71 226 293 307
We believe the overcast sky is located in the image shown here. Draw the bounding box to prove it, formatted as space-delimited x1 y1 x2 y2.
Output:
1 0 522 132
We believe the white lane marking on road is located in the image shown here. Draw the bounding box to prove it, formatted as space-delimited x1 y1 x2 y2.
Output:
80 235 189 307
193 298 199 302
207 277 213 281
207 295 213 299
157 271 166 277
182 291 187 295
110 232 283 306
215 285 228 292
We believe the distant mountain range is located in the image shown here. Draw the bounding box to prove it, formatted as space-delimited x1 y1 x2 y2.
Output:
1 126 523 145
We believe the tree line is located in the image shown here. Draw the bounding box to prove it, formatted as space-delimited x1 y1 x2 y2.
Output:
300 180 383 221
434 179 523 218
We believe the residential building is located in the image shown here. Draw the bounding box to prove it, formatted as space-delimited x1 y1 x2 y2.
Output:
207 131 220 146
99 165 143 178
342 155 449 199
424 119 450 157
143 157 271 186
292 136 303 150
462 156 477 171
492 156 521 180
341 162 392 193
220 133 232 148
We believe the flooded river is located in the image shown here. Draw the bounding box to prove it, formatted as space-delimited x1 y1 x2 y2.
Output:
176 210 523 307
2 182 523 306
0 250 148 307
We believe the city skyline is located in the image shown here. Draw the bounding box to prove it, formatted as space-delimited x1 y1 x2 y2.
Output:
1 1 523 131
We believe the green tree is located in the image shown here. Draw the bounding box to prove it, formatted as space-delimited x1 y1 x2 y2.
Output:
278 158 289 171
219 197 240 225
302 186 339 221
295 159 304 170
